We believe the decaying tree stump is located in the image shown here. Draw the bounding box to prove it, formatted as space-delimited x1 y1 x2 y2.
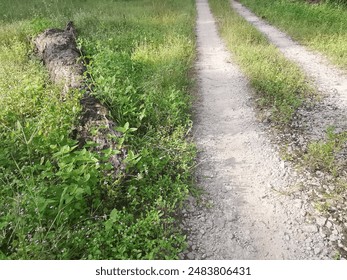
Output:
34 22 125 172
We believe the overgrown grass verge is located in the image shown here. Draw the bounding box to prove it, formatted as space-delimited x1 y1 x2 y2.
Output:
0 0 196 259
238 0 347 69
208 0 313 124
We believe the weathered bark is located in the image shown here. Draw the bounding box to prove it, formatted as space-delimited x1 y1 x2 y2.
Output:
34 22 84 94
34 22 125 173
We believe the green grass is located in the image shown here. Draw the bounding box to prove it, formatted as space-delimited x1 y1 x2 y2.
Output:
0 0 196 259
304 127 347 176
238 0 347 69
209 0 313 124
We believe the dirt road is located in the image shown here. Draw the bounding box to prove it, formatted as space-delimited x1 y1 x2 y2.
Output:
232 0 347 141
181 0 334 260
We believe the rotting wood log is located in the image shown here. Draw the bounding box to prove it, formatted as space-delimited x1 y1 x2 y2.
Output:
34 21 84 94
34 22 126 173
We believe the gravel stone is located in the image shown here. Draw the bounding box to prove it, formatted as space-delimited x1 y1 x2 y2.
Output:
187 252 195 260
316 217 327 227
303 225 319 233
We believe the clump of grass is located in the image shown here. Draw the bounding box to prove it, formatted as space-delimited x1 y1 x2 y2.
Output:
304 127 347 176
0 0 196 260
209 0 312 124
239 0 347 69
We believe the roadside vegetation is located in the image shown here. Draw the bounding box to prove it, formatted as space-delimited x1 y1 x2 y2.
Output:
209 0 313 124
0 0 196 259
238 0 347 70
304 127 347 176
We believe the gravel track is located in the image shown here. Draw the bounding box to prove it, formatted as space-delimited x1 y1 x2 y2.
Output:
181 0 335 260
232 0 347 99
232 0 347 141
231 0 347 257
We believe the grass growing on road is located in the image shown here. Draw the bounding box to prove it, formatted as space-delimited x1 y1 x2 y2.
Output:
0 0 196 259
238 0 347 69
304 127 347 176
209 0 312 124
